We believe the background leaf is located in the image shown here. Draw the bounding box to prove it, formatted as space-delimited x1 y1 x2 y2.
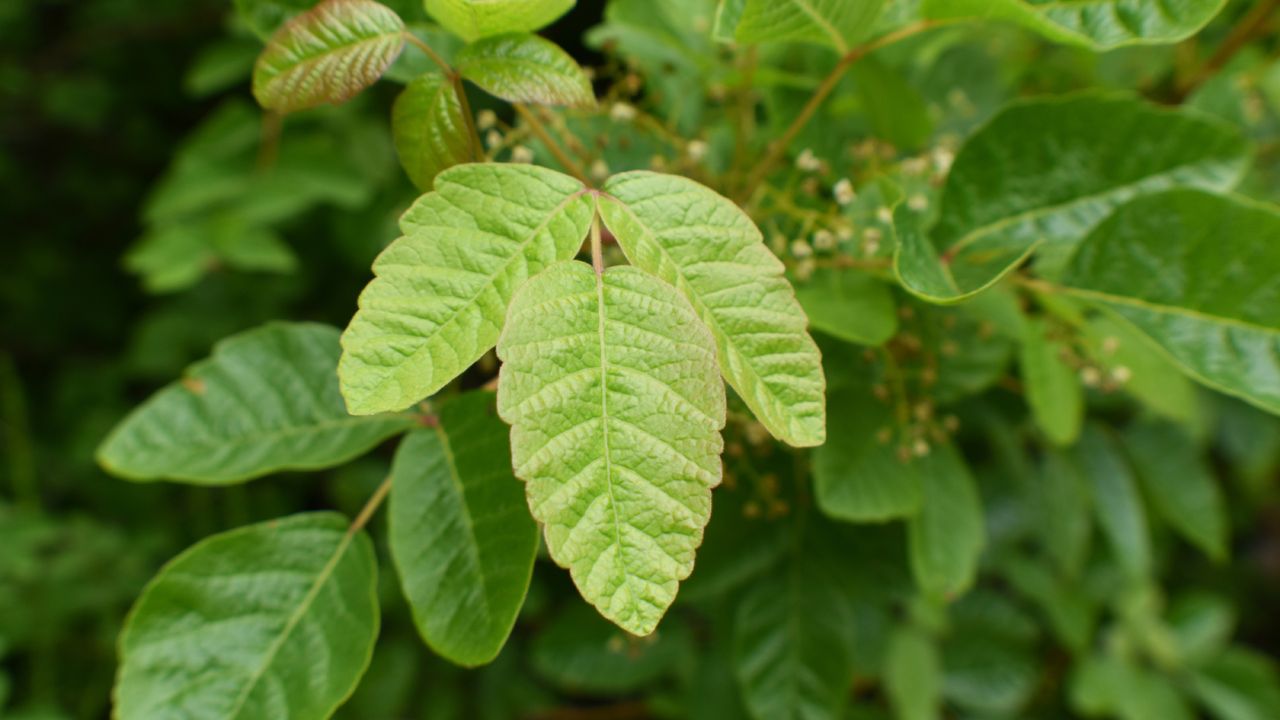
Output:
923 0 1228 49
907 443 985 597
456 33 595 108
1019 318 1083 446
97 322 412 484
339 163 592 415
885 626 941 720
1124 420 1229 561
115 513 379 720
600 171 826 447
1077 424 1151 581
425 0 574 42
531 604 693 694
252 0 406 113
497 261 727 636
814 385 921 522
389 391 538 667
795 268 897 347
733 0 887 53
391 71 473 190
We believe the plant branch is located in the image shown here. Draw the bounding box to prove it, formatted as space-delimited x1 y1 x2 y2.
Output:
589 211 605 275
738 21 937 202
515 103 590 184
348 475 393 535
1176 0 1280 101
404 31 451 73
403 32 483 160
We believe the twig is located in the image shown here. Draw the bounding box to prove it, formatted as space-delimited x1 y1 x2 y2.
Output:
1176 0 1280 101
515 104 590 184
349 476 393 535
589 211 605 275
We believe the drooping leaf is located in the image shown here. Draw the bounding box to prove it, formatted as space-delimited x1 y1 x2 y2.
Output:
733 0 887 53
1036 449 1092 578
1076 424 1151 581
942 591 1041 717
1062 190 1280 416
425 0 574 42
885 626 941 720
1191 647 1280 720
1123 420 1228 561
97 322 412 484
531 603 693 694
600 171 826 447
389 392 537 667
455 33 595 108
1019 318 1083 446
795 268 897 347
895 93 1248 303
496 261 727 636
339 163 593 415
1082 313 1198 423
814 385 921 522
923 0 1228 50
115 513 379 719
252 0 407 113
907 443 985 597
391 72 473 190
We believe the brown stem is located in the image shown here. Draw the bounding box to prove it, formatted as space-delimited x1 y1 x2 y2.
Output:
589 211 605 275
1176 0 1280 101
349 476 393 535
515 103 590 184
738 20 937 202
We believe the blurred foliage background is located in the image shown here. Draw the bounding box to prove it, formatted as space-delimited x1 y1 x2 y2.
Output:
3 0 1280 718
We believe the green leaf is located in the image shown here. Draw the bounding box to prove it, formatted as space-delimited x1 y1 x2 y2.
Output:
1168 593 1235 666
531 603 693 694
1076 424 1151 581
733 0 887 53
712 0 746 42
795 268 897 347
455 33 595 108
907 444 985 597
600 171 826 447
1082 314 1198 423
496 261 727 636
923 0 1227 49
97 322 412 484
1192 647 1280 720
115 513 379 719
391 72 473 191
1036 449 1092 578
235 0 317 39
942 592 1041 716
252 0 407 113
1123 421 1228 561
1061 190 1280 416
389 392 537 667
895 93 1248 303
425 0 574 42
339 163 593 415
1019 318 1083 445
814 385 921 522
885 626 941 720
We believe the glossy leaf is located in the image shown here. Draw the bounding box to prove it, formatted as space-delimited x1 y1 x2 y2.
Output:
600 171 826 447
339 163 593 415
497 261 727 636
391 72 473 190
115 513 379 719
732 0 886 52
1062 190 1280 416
425 0 574 42
1124 421 1228 561
1082 314 1198 423
885 627 941 720
907 444 985 597
896 94 1248 303
1077 425 1151 581
455 33 595 108
1019 318 1083 446
389 392 537 667
97 322 412 484
923 0 1227 49
795 268 897 347
252 0 406 113
814 386 921 522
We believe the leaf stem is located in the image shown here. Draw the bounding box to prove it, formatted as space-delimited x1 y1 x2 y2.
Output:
404 31 451 73
590 212 605 276
1176 0 1280 101
349 475 393 535
403 31 483 160
738 21 937 202
515 103 590 184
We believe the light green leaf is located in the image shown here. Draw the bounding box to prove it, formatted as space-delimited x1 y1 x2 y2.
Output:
97 323 412 484
1019 318 1083 446
425 0 574 42
391 72 474 191
1076 424 1151 581
455 33 595 108
389 392 537 667
733 0 887 53
1082 314 1198 423
531 604 693 694
1036 449 1092 578
1192 647 1280 720
712 0 746 42
923 0 1227 49
252 0 406 113
115 513 379 720
496 261 727 636
907 444 985 597
600 171 826 447
1062 190 1280 416
1123 421 1228 561
339 163 593 415
885 626 941 720
895 93 1248 303
814 385 921 522
1168 593 1235 666
795 268 897 347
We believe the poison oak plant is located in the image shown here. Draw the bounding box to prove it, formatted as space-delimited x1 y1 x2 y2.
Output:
87 0 1280 718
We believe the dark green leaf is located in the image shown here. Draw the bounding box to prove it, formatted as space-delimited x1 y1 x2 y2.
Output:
456 33 595 108
530 603 692 694
1124 420 1228 560
814 385 921 522
907 444 985 597
391 72 473 190
1076 424 1151 581
1020 318 1083 445
923 0 1228 49
795 268 897 347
